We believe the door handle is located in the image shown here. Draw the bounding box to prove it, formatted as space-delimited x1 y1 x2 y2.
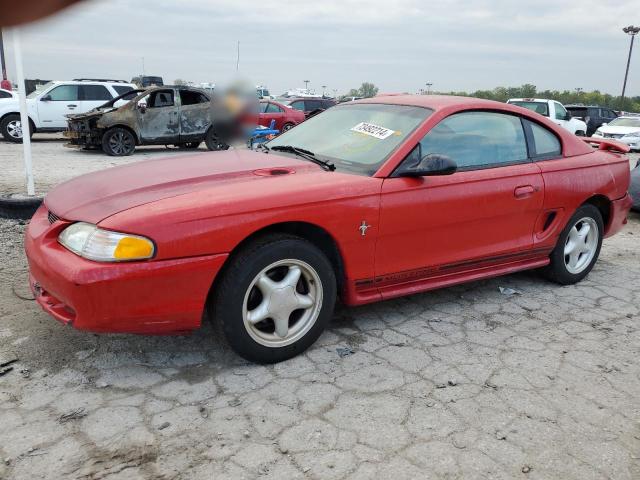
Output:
514 185 538 198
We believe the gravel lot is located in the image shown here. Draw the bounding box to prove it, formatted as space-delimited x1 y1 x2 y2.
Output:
0 137 639 479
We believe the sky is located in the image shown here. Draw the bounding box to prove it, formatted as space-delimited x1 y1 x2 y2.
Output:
2 0 639 96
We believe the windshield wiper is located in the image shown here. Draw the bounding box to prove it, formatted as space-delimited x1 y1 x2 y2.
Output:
270 145 336 171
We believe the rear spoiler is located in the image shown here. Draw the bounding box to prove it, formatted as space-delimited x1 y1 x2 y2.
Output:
582 137 630 153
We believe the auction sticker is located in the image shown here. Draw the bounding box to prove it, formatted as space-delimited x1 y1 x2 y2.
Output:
351 122 395 140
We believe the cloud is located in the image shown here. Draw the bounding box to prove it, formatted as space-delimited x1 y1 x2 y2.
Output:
2 0 638 96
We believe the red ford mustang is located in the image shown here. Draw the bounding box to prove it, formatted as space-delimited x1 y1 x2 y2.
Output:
25 95 633 363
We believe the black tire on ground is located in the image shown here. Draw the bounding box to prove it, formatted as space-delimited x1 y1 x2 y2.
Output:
575 130 586 137
210 234 337 363
204 128 229 151
0 195 43 220
543 204 604 285
101 127 136 156
281 123 294 132
1 114 33 143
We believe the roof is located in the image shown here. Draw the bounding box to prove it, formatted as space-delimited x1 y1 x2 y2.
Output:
357 94 524 113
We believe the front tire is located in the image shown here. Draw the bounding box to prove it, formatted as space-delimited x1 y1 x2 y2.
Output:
211 234 336 363
281 123 294 132
102 127 136 156
1 114 33 143
543 204 603 285
575 130 586 137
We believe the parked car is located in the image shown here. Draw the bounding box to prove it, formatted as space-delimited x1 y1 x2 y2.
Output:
257 100 305 132
0 79 135 142
66 86 227 155
565 105 618 136
339 96 364 103
131 75 164 88
0 88 16 100
284 97 337 118
25 95 633 363
506 98 588 136
591 116 640 151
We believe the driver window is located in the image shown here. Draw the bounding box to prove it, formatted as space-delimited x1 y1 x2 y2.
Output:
266 103 282 113
148 90 174 108
408 111 528 170
47 85 79 101
554 103 567 120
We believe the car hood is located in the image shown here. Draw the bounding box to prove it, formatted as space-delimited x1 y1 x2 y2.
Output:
45 150 327 223
598 125 640 135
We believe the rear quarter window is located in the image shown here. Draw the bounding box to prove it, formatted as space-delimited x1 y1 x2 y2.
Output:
524 119 562 159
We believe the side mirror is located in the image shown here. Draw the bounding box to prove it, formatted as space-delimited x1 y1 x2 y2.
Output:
137 101 147 113
601 122 608 127
397 153 457 177
40 95 52 102
564 112 572 120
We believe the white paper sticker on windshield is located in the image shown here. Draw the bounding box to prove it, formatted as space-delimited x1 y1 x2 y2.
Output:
351 122 395 140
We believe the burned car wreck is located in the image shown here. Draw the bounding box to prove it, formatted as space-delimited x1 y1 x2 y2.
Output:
66 86 230 156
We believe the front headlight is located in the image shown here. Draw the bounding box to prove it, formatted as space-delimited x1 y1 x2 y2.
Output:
594 129 603 136
622 133 640 139
58 222 155 262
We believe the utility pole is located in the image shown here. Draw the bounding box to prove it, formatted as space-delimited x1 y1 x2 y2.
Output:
304 79 310 91
236 41 240 72
621 25 639 110
0 28 7 83
141 57 145 75
321 85 327 96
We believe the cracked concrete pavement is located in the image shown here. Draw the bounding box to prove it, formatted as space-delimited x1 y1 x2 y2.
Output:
0 140 639 479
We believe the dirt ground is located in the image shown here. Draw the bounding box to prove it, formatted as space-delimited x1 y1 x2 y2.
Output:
0 137 639 479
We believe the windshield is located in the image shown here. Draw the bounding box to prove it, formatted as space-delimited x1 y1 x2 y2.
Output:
27 82 54 99
267 103 431 175
609 117 640 128
509 101 549 116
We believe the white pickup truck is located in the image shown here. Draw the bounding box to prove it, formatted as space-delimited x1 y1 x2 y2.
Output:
507 98 588 136
0 79 135 142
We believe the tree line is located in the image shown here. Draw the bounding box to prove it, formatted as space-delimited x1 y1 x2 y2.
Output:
345 82 640 112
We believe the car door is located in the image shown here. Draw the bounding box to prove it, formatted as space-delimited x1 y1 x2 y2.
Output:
551 102 570 131
375 111 544 289
36 84 80 128
261 102 285 130
178 89 211 142
79 84 113 113
138 89 179 144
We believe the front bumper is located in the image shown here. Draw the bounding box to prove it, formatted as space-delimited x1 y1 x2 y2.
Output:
25 206 228 334
604 193 633 238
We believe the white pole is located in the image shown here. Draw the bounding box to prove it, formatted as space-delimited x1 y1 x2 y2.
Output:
11 28 35 196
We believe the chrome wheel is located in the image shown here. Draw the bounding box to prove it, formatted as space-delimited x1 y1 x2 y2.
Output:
564 217 598 274
242 259 323 348
108 131 134 155
7 119 22 139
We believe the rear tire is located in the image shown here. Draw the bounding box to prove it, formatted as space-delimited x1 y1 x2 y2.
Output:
1 114 33 143
102 127 136 156
543 204 603 285
281 123 294 132
210 234 336 363
204 128 229 151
